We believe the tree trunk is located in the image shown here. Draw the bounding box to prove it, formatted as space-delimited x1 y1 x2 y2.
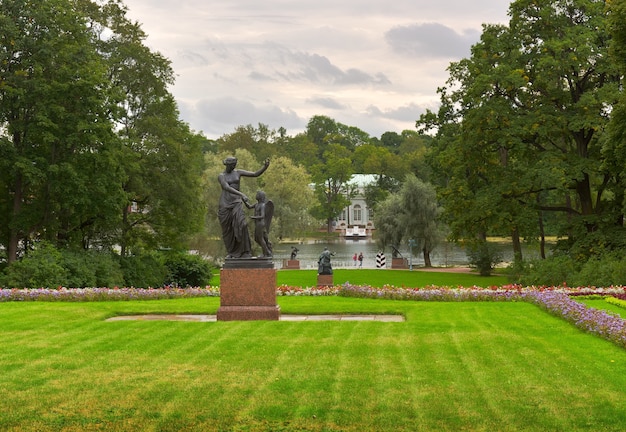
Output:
423 248 432 267
511 227 522 262
7 173 23 264
326 217 333 233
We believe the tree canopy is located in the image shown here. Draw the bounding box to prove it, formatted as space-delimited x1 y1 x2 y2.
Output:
418 0 624 260
0 0 204 263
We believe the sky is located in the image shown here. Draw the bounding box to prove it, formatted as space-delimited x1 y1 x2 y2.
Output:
122 0 511 139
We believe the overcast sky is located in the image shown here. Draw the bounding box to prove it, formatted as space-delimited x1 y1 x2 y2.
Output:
122 0 511 139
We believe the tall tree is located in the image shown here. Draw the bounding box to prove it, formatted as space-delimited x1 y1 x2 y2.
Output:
0 0 125 262
374 174 442 266
419 0 622 259
309 144 354 233
605 0 626 230
0 0 204 263
258 156 316 241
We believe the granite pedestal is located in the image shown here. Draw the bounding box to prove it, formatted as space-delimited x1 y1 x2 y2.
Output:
217 258 280 321
391 258 409 269
317 274 334 287
282 259 300 269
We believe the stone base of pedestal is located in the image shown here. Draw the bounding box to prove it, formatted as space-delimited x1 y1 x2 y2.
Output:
317 274 334 286
217 305 280 321
391 258 409 269
282 259 300 269
217 262 279 321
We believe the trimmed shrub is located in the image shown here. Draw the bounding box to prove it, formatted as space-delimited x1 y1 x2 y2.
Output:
118 253 168 288
1 242 68 288
61 250 125 288
164 253 213 287
515 255 578 287
571 254 626 287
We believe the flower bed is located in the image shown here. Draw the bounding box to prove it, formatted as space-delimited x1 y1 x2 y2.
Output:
0 286 219 302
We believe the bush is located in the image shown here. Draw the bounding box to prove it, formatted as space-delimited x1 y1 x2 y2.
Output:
1 242 68 288
62 250 125 288
118 253 168 288
164 253 213 287
570 254 626 287
466 241 502 276
514 255 578 287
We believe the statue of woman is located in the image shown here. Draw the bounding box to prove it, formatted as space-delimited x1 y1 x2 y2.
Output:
218 156 269 258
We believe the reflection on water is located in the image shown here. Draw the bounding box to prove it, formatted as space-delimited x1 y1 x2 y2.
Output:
271 239 545 269
272 239 469 269
207 238 544 269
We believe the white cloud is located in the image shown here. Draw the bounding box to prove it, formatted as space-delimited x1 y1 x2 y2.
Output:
123 0 510 138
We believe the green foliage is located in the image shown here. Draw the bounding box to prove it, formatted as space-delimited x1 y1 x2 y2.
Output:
466 241 503 276
0 243 127 288
117 253 168 288
1 242 67 288
163 253 213 287
512 252 626 288
374 174 443 265
61 250 125 288
418 0 623 255
512 255 578 287
0 0 204 262
571 254 626 288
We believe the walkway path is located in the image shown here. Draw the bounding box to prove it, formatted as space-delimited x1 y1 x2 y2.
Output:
106 314 404 322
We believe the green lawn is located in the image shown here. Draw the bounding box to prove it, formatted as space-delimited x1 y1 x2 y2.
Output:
1 297 626 431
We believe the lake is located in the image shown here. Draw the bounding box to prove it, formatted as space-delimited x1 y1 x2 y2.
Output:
272 239 524 270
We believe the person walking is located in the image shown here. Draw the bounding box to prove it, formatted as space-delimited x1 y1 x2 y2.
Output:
358 252 363 268
353 253 357 266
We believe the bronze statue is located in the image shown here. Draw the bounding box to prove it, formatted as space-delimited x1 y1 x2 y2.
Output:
217 157 269 258
290 247 299 260
247 190 274 258
317 247 335 275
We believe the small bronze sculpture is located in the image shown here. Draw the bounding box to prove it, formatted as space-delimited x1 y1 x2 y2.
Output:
317 247 335 275
290 247 299 260
217 157 269 258
247 190 273 258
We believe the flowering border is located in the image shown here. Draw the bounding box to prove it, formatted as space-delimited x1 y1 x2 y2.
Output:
0 286 219 302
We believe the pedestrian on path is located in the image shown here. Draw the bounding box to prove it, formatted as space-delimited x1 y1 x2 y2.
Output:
358 252 363 268
353 253 357 266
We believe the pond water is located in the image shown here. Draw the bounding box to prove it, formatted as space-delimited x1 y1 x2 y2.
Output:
208 238 546 269
272 239 527 270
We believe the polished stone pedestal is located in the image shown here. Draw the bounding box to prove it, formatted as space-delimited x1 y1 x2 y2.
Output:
317 274 334 287
282 259 300 269
217 258 279 321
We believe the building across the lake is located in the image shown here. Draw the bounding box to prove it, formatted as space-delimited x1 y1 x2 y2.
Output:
335 174 377 238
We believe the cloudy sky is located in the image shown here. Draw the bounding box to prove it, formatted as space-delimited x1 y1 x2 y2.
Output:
122 0 511 139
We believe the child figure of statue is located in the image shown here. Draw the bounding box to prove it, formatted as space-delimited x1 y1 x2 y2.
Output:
247 190 274 258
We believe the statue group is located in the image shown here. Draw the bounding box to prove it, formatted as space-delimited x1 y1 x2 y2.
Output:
218 157 273 259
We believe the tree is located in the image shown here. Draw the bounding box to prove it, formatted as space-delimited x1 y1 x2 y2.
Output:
374 174 443 266
260 156 316 241
605 0 626 229
95 1 204 256
0 0 126 262
216 123 278 162
419 0 622 260
353 144 405 209
309 144 354 233
0 0 204 265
